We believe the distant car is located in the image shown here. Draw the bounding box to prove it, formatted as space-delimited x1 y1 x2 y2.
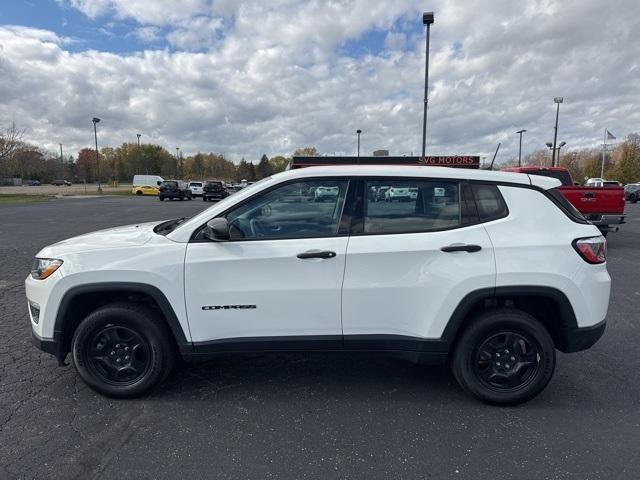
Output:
158 180 192 201
585 178 621 187
51 179 71 186
314 186 339 202
624 183 640 203
385 186 416 202
29 180 41 186
188 181 204 197
374 186 390 202
202 180 229 201
132 185 159 196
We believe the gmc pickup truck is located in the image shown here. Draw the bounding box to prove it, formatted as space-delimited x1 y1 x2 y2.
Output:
503 167 626 235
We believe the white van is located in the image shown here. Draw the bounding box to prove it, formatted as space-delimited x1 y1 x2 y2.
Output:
133 175 164 187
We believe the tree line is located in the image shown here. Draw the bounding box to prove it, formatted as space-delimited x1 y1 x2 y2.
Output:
1 121 638 185
0 125 320 184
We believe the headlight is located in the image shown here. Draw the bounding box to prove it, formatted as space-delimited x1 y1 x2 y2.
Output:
31 258 63 280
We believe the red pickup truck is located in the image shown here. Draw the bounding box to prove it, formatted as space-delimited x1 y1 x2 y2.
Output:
503 166 626 235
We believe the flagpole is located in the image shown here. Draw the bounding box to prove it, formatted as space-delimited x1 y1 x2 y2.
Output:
601 128 606 178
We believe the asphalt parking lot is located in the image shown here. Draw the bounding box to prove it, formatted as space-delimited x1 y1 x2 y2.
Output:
1 196 639 480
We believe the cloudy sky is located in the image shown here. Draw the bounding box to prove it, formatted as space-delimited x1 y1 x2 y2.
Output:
0 0 638 163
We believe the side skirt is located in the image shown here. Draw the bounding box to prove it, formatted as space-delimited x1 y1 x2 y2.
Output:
186 334 449 365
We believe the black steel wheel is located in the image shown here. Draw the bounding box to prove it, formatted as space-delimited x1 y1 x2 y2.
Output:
71 303 174 398
83 325 151 386
451 308 555 405
473 331 540 392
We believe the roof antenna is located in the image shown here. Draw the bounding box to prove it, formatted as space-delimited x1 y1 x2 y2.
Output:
488 142 501 170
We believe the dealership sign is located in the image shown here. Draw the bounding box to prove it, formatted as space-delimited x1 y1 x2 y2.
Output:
418 156 480 168
291 155 481 169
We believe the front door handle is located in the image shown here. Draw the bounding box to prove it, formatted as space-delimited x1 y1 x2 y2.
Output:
440 244 482 253
297 250 337 259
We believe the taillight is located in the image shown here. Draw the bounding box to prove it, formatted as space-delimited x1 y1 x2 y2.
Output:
573 236 606 264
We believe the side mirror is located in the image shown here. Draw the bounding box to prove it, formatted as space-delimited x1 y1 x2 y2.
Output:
204 218 230 241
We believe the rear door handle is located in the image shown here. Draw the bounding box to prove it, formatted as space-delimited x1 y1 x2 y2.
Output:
297 250 337 259
440 244 482 253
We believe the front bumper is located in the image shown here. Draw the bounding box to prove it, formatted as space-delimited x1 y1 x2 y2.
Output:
31 330 67 365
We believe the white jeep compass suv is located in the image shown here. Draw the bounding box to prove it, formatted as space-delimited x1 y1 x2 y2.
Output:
26 166 610 405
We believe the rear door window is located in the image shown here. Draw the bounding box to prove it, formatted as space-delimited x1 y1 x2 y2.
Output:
363 180 461 234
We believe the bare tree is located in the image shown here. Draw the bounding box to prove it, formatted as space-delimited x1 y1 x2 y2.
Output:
0 123 25 162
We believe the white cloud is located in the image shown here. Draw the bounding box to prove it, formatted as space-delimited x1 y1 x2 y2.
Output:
2 0 640 163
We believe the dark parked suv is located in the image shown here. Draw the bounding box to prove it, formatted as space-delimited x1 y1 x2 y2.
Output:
202 180 229 201
158 180 193 201
624 183 640 203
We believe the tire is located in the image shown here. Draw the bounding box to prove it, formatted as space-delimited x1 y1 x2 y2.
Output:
631 194 638 203
203 197 207 201
450 308 555 406
159 196 164 201
71 303 175 398
136 190 143 196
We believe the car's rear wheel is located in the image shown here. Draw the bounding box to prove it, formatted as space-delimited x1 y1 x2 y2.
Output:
71 303 175 398
136 190 143 196
451 308 555 406
159 196 164 201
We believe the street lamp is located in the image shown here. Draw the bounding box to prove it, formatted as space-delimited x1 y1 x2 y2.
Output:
92 117 101 193
551 97 563 167
546 140 566 166
421 11 434 158
557 141 566 163
515 129 526 167
356 129 362 159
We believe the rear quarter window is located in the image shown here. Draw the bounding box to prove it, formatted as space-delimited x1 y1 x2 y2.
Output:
471 184 508 221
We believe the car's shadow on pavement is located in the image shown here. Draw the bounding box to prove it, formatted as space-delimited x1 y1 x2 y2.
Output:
152 352 465 404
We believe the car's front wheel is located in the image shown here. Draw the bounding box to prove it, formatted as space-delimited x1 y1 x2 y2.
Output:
451 308 555 406
71 303 175 398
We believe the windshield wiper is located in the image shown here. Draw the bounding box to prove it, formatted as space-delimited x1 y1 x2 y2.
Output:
153 217 189 235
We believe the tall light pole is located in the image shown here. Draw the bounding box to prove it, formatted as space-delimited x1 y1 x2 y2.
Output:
92 117 101 193
176 147 181 177
515 129 526 167
421 11 434 158
356 129 362 160
551 97 563 167
59 143 64 179
136 133 141 174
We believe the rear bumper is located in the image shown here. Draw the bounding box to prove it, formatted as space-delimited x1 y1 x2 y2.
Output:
585 214 626 226
561 320 606 353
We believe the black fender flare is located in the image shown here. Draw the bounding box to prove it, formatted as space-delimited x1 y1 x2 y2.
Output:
53 282 192 359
